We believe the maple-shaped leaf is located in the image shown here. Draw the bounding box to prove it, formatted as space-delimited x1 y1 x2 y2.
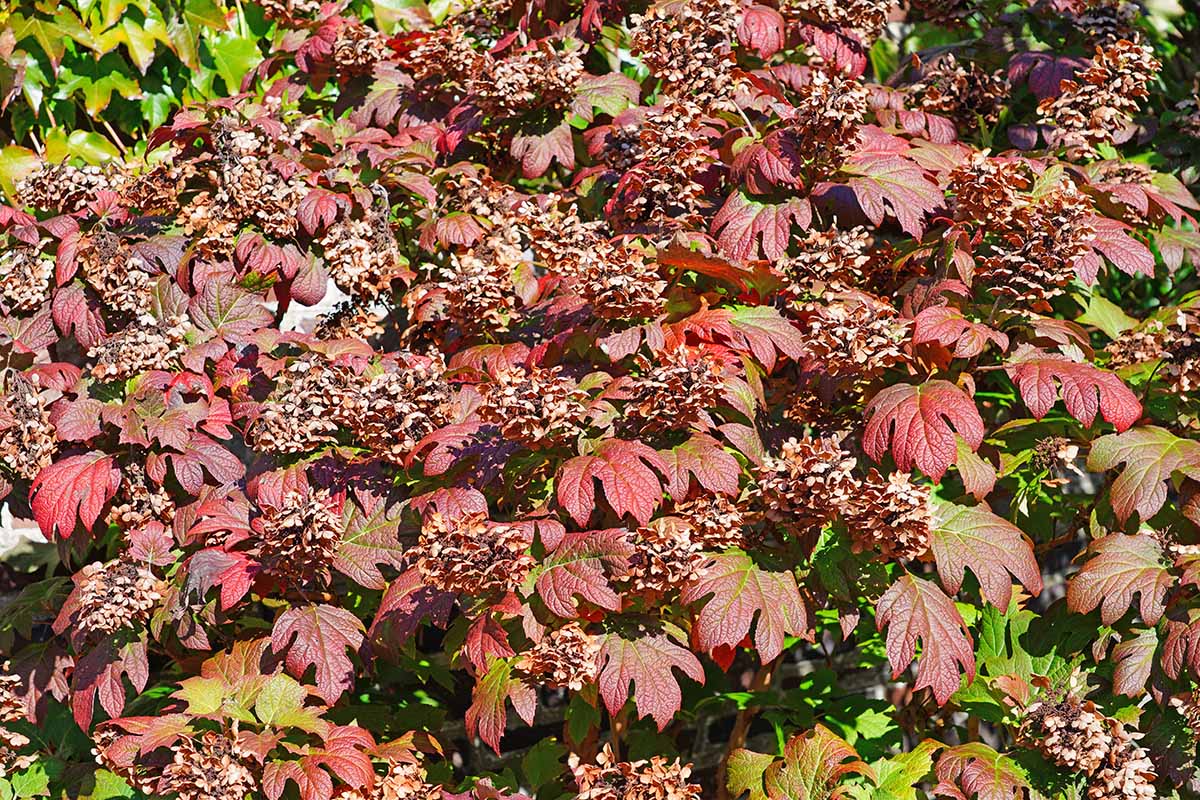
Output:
146 432 245 494
681 552 811 663
737 4 786 57
30 452 121 538
712 192 811 262
1006 350 1140 431
532 529 633 619
1111 628 1157 697
863 381 984 481
1087 426 1200 522
728 725 872 800
877 574 975 705
465 658 535 754
927 501 1042 609
271 605 365 704
184 548 259 612
726 306 805 372
934 743 1028 800
510 121 574 179
263 725 376 800
596 627 704 730
333 493 405 590
189 279 274 344
660 434 741 500
843 153 942 236
298 188 350 235
556 439 669 526
368 568 454 649
954 439 997 501
912 306 1008 358
1085 216 1156 280
1066 533 1170 625
71 637 149 729
1163 610 1200 681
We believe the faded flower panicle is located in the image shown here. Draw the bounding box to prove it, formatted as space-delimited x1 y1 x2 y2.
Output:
321 205 406 300
70 560 163 636
757 436 858 530
630 0 743 104
395 25 489 88
0 241 52 313
414 512 535 596
671 492 755 550
87 314 189 381
779 0 895 40
948 154 1033 227
80 231 157 315
0 373 56 482
472 41 584 116
781 68 870 173
337 759 442 800
525 201 668 319
623 519 708 598
975 180 1097 310
437 228 526 332
208 116 307 239
107 462 175 530
333 355 454 463
793 291 910 383
1169 689 1200 745
1038 39 1161 154
1063 0 1141 46
315 301 387 341
781 227 876 295
158 731 257 800
477 365 590 448
1106 310 1200 394
570 744 703 800
843 469 933 560
624 347 726 433
515 622 602 691
1032 436 1081 473
1022 686 1157 800
906 54 1008 133
257 488 345 586
15 161 122 213
251 353 344 454
333 21 392 73
0 668 31 778
257 0 323 21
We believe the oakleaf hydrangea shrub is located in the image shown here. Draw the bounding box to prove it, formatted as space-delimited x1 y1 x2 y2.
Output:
1 0 1200 798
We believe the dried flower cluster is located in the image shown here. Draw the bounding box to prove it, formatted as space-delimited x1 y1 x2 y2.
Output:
157 731 258 800
516 622 602 691
257 489 345 586
413 512 534 596
0 373 55 482
60 560 163 637
570 745 702 800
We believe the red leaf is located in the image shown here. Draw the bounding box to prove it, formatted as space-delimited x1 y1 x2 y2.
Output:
863 381 984 481
660 434 741 500
712 192 811 262
737 5 786 58
30 452 121 538
876 574 975 705
534 529 633 619
298 188 349 235
596 628 704 730
1086 216 1155 278
71 638 149 729
271 604 366 704
510 121 575 179
682 552 811 663
934 742 1028 800
1067 533 1170 625
928 501 1042 609
369 568 454 647
189 279 274 344
843 152 942 236
465 658 535 754
912 306 1008 358
1086 426 1200 522
556 439 668 526
333 493 405 590
1006 349 1140 431
1111 628 1157 697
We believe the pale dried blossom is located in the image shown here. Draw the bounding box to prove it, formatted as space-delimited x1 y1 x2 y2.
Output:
842 469 932 560
413 512 534 595
570 744 702 800
906 54 1007 133
477 365 589 448
623 519 708 597
778 68 870 173
1038 39 1160 154
630 0 743 105
332 355 454 463
525 200 667 319
781 227 876 295
87 314 189 381
671 493 755 550
757 436 857 530
437 229 526 332
0 668 31 778
1022 682 1157 800
395 25 489 87
780 0 895 40
794 291 910 383
321 205 406 299
1062 0 1141 46
315 301 387 341
1106 309 1200 394
472 41 584 116
209 116 307 238
948 154 1033 227
515 622 602 690
157 731 257 800
0 372 55 481
336 759 442 800
334 21 392 73
251 353 344 454
70 559 163 636
256 0 322 20
623 347 726 433
257 488 345 586
15 161 122 213
107 462 175 530
0 241 52 313
80 231 157 314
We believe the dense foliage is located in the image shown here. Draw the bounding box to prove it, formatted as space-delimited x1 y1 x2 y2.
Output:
2 0 1200 798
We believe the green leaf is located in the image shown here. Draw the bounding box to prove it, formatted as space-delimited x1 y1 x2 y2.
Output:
80 770 135 800
174 676 225 715
253 674 324 732
521 739 567 791
209 33 262 92
167 0 229 70
868 740 940 800
0 144 41 200
1077 293 1138 339
44 128 122 164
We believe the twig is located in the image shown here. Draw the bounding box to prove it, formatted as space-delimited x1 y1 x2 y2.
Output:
715 654 782 800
